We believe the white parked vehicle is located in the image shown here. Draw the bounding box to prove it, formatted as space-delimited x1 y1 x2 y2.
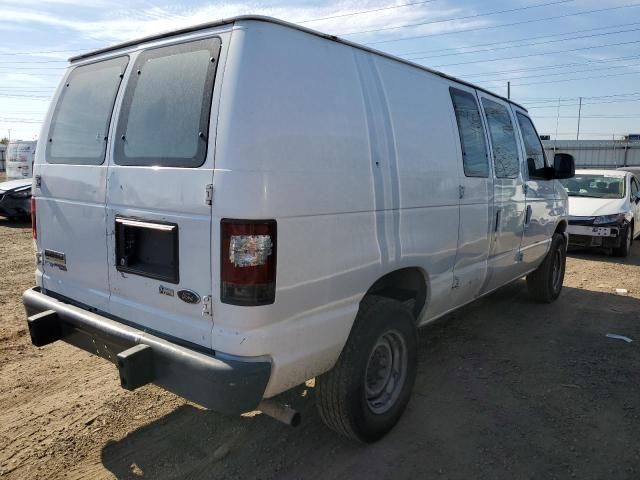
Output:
23 16 574 442
6 140 36 179
617 166 640 179
561 169 640 257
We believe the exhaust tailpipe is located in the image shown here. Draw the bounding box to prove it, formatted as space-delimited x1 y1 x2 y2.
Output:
257 399 301 427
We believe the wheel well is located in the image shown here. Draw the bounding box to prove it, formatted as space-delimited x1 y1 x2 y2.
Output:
365 268 427 320
555 220 567 235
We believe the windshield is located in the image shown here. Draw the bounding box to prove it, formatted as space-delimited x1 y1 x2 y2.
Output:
560 174 625 199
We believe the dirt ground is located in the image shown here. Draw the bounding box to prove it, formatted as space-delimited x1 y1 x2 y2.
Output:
1 219 639 480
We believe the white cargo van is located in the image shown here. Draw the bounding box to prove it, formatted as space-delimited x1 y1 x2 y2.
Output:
24 16 574 442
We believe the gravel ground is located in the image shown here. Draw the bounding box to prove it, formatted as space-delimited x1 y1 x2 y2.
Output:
1 219 639 480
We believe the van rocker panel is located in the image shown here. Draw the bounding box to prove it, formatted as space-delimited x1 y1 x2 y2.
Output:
22 287 271 415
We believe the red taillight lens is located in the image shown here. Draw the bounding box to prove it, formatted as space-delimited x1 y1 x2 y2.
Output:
221 219 277 306
31 197 37 239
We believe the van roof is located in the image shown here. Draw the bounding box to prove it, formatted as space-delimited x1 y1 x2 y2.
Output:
69 15 526 112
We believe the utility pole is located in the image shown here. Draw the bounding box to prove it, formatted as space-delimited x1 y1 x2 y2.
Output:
576 96 582 140
507 81 511 100
554 97 560 144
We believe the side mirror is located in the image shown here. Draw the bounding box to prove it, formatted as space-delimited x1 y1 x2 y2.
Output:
634 192 640 204
527 157 552 180
552 153 575 180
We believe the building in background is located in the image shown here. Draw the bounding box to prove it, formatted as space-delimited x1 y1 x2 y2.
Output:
542 136 640 169
6 140 36 179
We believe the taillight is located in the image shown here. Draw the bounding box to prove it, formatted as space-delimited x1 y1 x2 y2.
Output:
221 219 277 306
31 197 37 239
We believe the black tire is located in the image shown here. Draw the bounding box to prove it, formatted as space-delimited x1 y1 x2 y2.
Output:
613 223 632 257
527 233 566 303
315 296 418 443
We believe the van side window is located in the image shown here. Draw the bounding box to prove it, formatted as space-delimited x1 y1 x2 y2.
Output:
481 98 520 178
449 88 489 177
46 56 129 165
631 177 639 197
517 113 548 177
115 38 220 167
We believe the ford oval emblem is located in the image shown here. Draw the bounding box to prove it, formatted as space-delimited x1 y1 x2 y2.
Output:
177 289 201 304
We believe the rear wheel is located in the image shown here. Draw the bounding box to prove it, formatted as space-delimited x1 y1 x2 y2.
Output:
315 296 417 442
527 233 566 303
613 223 632 257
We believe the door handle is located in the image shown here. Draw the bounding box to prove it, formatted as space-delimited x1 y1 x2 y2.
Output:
494 208 501 232
525 205 533 225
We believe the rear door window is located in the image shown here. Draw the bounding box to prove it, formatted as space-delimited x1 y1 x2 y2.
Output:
450 88 489 177
115 38 221 167
482 98 520 179
46 56 129 165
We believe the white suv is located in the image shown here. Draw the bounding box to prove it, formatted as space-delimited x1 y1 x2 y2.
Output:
24 16 574 442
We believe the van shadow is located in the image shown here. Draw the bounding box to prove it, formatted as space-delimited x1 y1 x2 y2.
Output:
101 284 640 480
0 216 31 229
568 241 640 266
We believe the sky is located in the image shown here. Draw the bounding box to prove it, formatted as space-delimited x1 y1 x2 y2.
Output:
1 0 639 141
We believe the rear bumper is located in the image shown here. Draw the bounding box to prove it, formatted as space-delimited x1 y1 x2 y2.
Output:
22 287 271 415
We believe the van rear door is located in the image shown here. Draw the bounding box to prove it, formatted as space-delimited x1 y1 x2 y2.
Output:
37 56 129 311
105 37 221 348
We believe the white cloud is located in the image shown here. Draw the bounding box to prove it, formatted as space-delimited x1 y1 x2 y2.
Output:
0 1 478 46
0 0 110 6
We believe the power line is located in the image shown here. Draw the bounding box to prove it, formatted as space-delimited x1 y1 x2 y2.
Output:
0 118 42 123
532 115 640 118
404 26 640 61
520 91 640 103
8 18 640 72
544 131 637 135
0 2 442 60
340 0 576 36
0 85 55 89
0 66 65 70
499 70 640 87
0 49 81 57
479 62 640 84
297 0 438 24
0 93 51 99
0 87 55 91
1 60 68 64
522 91 640 101
428 39 640 67
394 21 640 56
463 54 640 79
365 2 640 45
0 72 62 76
525 98 640 109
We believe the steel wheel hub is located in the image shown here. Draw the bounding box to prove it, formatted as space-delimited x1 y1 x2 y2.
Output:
365 330 408 415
